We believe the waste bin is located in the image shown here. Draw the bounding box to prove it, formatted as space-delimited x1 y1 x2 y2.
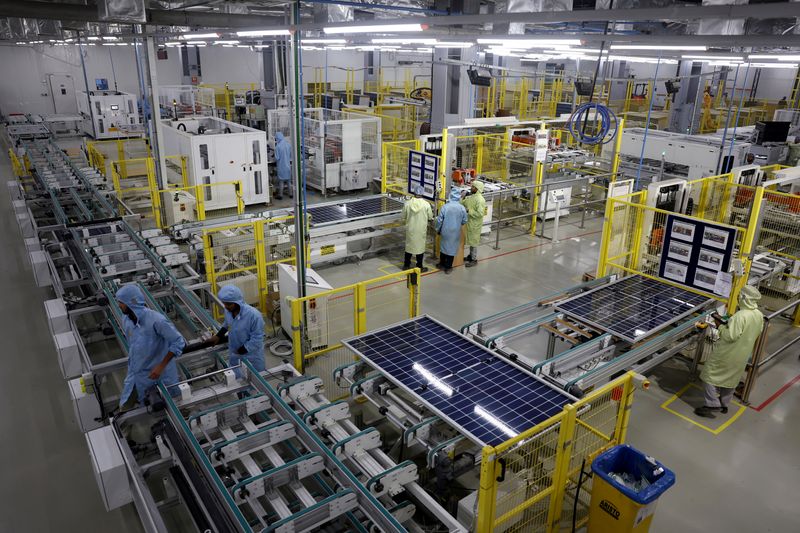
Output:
587 444 675 533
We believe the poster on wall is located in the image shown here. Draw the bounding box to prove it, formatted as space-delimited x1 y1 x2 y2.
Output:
407 150 438 201
658 214 737 296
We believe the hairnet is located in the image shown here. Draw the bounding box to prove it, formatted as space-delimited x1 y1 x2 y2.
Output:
738 285 762 310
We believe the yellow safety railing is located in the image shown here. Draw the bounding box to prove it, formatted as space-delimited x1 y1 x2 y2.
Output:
199 82 259 122
343 106 420 142
475 372 638 532
381 139 426 195
8 149 26 177
288 268 421 396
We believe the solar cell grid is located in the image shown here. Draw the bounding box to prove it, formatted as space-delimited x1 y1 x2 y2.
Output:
344 316 575 446
555 276 708 343
308 196 404 226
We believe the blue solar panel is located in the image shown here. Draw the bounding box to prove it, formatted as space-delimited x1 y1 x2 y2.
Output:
307 196 404 226
343 316 575 447
554 275 709 343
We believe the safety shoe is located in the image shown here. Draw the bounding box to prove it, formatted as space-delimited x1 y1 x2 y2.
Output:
465 260 478 267
720 405 729 414
444 268 453 274
420 267 429 273
434 263 443 270
694 406 717 418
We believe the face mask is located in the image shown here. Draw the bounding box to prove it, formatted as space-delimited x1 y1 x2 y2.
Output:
124 306 138 324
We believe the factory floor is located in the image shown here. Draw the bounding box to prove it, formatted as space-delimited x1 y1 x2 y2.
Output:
2 145 799 532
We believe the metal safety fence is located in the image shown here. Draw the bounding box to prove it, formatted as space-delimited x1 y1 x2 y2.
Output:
475 372 637 533
381 139 427 196
289 269 421 398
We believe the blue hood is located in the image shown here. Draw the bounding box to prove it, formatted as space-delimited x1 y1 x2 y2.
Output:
116 285 147 317
448 189 462 202
219 284 246 307
275 132 285 143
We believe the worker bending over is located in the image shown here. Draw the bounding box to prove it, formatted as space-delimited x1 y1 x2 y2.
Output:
402 192 433 273
205 285 265 376
274 132 293 200
435 189 467 274
116 285 186 409
461 181 486 267
695 286 764 418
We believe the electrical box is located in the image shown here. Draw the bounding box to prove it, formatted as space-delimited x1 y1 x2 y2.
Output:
85 426 133 510
279 264 332 351
55 331 82 379
69 377 102 432
78 90 142 139
161 117 269 209
539 187 572 220
161 190 198 227
45 298 69 337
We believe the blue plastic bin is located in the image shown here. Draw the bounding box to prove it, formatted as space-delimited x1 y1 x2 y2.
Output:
587 444 675 532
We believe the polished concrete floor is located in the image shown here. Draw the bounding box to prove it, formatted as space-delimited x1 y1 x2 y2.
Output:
2 145 799 532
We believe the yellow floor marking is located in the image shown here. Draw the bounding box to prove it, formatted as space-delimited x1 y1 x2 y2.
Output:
660 383 746 435
378 264 397 275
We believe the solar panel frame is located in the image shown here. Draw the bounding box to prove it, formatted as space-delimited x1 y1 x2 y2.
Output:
307 196 404 227
343 315 578 447
554 276 710 343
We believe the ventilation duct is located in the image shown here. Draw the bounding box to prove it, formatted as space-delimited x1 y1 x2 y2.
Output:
698 0 747 36
98 0 146 23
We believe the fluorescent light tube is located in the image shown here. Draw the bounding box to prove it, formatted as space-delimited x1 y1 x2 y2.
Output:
236 29 290 37
181 33 219 40
373 38 437 45
214 40 240 45
102 36 119 41
302 38 346 44
611 44 706 51
324 23 423 34
434 42 474 48
183 41 206 46
683 55 744 61
478 38 582 47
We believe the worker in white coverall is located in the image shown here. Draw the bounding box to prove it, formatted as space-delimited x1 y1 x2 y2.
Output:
402 193 433 273
695 285 764 418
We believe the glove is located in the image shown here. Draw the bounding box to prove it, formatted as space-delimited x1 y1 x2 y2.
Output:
237 346 248 355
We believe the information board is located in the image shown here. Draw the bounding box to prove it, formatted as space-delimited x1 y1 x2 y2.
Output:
407 150 438 201
658 214 737 296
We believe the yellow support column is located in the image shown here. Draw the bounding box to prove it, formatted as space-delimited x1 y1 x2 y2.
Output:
476 136 484 175
408 267 421 318
530 161 544 237
202 230 220 320
146 158 163 228
355 283 367 335
596 195 616 278
290 297 305 373
195 185 206 221
610 118 625 181
474 446 499 533
728 186 764 314
254 220 268 313
613 373 636 444
546 406 577 533
629 191 648 271
116 140 127 180
381 143 388 194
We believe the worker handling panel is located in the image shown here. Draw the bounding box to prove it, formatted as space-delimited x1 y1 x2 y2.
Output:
555 275 710 343
307 196 405 227
343 316 575 447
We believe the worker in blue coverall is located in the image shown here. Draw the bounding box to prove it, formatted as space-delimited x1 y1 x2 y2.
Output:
116 285 186 409
205 285 265 376
435 189 467 274
274 131 293 200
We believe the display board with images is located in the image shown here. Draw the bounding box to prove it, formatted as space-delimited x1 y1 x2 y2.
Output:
658 214 737 296
407 150 439 201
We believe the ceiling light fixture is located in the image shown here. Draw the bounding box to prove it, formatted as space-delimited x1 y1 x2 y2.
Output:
323 23 423 34
102 36 119 41
183 41 206 46
372 37 437 45
214 40 240 45
236 29 290 37
301 38 346 44
180 33 219 40
478 38 582 47
434 42 474 48
683 55 744 61
610 44 706 51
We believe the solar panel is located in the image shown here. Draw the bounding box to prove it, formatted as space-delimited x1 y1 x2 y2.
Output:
343 316 575 447
554 275 709 343
307 196 404 226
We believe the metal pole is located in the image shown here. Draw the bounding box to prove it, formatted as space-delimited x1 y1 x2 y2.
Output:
540 183 549 238
77 33 96 139
715 64 740 175
143 35 168 188
288 0 307 300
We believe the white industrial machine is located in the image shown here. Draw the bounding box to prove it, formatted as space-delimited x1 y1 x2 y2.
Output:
279 263 331 350
774 108 800 137
268 108 381 194
77 90 142 139
161 189 198 226
161 116 269 209
159 85 216 118
613 128 751 181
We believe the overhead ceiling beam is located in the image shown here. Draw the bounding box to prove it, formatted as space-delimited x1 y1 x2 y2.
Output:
296 3 800 30
0 1 284 28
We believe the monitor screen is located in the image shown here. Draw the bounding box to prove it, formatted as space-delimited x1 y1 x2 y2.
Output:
95 78 109 91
